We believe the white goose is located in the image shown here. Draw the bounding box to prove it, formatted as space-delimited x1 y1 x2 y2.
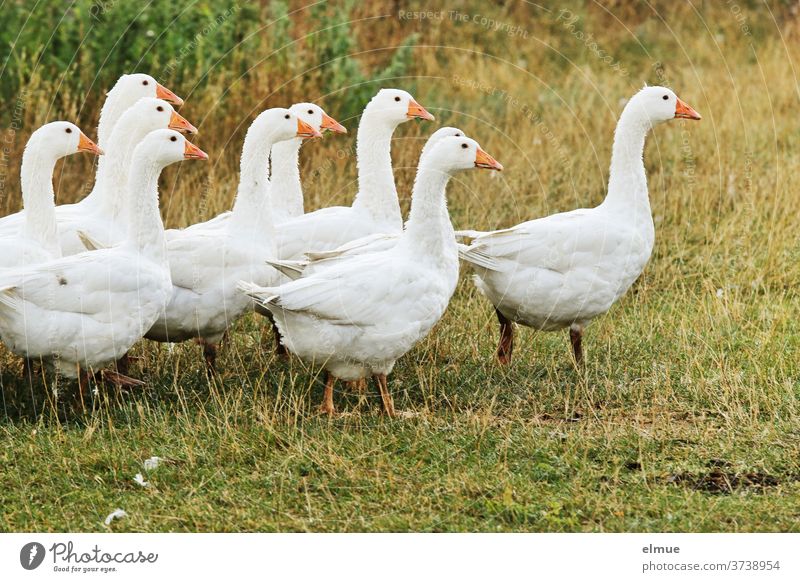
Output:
269 127 467 279
239 135 502 416
458 86 701 365
270 103 347 222
0 122 102 268
144 109 321 369
273 89 434 260
0 130 207 391
58 98 197 254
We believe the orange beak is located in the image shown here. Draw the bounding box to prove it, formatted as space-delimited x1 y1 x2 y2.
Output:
183 140 208 161
475 147 503 171
77 132 104 156
169 111 198 135
297 118 323 139
320 112 347 134
675 97 701 120
156 83 184 107
407 99 435 121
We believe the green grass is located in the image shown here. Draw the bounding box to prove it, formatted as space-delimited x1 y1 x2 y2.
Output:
2 281 799 532
2 1 800 532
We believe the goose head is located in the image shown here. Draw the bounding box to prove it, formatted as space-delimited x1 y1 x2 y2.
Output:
252 108 323 142
625 86 701 126
112 73 184 107
136 129 208 168
366 89 435 126
28 122 103 159
291 103 347 135
121 97 197 136
426 136 503 175
420 127 466 159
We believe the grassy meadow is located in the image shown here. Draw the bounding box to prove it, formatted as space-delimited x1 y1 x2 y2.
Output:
2 0 800 532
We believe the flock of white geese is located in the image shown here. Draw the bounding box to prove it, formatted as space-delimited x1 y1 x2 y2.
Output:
0 73 701 416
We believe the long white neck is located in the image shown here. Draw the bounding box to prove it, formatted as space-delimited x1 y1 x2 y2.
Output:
96 85 128 151
227 122 284 252
126 154 168 264
269 137 305 222
19 139 61 258
600 108 653 225
351 110 402 228
400 161 455 261
81 117 136 220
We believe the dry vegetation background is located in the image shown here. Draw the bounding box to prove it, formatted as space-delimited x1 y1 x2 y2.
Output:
1 0 800 532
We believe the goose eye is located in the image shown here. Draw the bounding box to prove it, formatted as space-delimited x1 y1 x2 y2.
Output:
455 133 461 136
285 114 290 119
461 143 468 149
65 128 72 134
157 106 164 112
308 109 313 115
662 95 668 100
170 136 177 142
394 96 401 102
143 80 149 86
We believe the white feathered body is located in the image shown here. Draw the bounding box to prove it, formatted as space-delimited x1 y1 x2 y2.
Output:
146 228 278 343
0 245 171 376
263 241 458 380
0 231 56 269
464 206 654 331
275 207 397 260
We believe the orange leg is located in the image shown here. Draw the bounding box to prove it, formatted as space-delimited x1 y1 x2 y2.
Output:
373 373 396 417
320 372 336 415
345 378 368 407
496 309 514 365
345 378 367 393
